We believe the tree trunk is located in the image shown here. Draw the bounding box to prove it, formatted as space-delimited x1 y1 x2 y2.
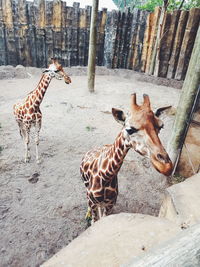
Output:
87 0 99 93
167 25 200 165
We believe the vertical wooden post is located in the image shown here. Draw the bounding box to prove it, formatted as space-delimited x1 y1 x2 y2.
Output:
87 0 99 93
149 1 168 75
168 26 200 165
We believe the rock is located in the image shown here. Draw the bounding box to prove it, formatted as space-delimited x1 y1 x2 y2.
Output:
126 223 200 267
28 172 40 184
0 65 15 79
41 213 180 267
14 65 29 79
159 172 200 227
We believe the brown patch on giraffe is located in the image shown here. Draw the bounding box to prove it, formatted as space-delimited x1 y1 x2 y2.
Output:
41 90 45 96
24 109 27 114
83 163 89 172
93 160 98 174
37 113 42 119
92 176 101 191
26 116 31 121
90 161 95 171
112 161 117 170
105 188 116 200
29 108 34 114
102 158 108 169
35 100 40 106
111 176 117 188
114 153 120 163
100 171 107 180
115 139 119 148
32 114 36 120
107 167 113 177
118 137 122 148
118 148 122 157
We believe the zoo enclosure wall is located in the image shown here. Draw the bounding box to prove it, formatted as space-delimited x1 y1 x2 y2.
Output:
0 0 199 80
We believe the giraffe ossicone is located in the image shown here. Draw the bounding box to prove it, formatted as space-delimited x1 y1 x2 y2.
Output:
80 93 173 224
13 58 71 163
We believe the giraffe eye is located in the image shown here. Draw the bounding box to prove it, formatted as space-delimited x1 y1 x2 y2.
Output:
126 127 138 135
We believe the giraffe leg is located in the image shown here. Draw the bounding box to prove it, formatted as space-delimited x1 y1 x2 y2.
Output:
91 206 98 224
23 126 30 163
97 206 103 220
86 200 98 225
35 121 41 164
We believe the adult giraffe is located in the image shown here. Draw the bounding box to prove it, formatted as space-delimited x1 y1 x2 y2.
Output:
80 94 173 223
13 58 71 163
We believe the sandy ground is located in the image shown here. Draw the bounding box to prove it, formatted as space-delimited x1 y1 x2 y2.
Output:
0 67 181 267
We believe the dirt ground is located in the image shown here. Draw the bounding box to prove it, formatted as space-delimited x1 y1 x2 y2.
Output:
0 66 181 267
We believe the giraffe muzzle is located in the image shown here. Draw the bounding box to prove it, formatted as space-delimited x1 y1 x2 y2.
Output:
151 154 173 176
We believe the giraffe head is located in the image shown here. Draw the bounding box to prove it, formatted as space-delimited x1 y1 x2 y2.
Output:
112 94 173 176
44 58 72 84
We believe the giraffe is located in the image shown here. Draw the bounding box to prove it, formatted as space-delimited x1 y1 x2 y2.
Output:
13 58 71 163
80 94 173 223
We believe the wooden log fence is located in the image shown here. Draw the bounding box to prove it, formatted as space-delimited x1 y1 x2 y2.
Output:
0 0 199 80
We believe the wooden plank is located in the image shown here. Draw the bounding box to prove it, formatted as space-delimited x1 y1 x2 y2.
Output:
1 0 13 29
99 8 107 65
175 8 200 80
71 2 79 66
78 8 86 66
45 0 53 27
145 7 161 74
35 28 46 67
117 9 133 69
141 12 151 72
132 10 148 71
38 0 46 28
126 9 140 69
103 10 119 68
4 27 18 65
155 10 181 78
0 22 7 65
83 5 91 66
167 10 189 79
113 11 122 68
26 26 37 66
52 0 62 30
96 8 107 66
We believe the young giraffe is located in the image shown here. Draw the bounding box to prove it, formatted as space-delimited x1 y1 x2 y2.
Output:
80 94 173 223
13 58 71 163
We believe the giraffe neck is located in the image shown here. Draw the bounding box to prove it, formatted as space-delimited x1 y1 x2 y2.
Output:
105 131 131 177
28 73 52 108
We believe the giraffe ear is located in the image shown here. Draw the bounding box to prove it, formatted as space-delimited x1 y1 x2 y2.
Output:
155 106 172 117
112 108 126 125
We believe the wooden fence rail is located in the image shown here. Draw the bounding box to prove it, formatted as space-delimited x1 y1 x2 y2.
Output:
0 0 199 80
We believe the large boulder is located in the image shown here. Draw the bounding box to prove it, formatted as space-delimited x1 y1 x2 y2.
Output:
159 173 200 227
42 213 180 267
